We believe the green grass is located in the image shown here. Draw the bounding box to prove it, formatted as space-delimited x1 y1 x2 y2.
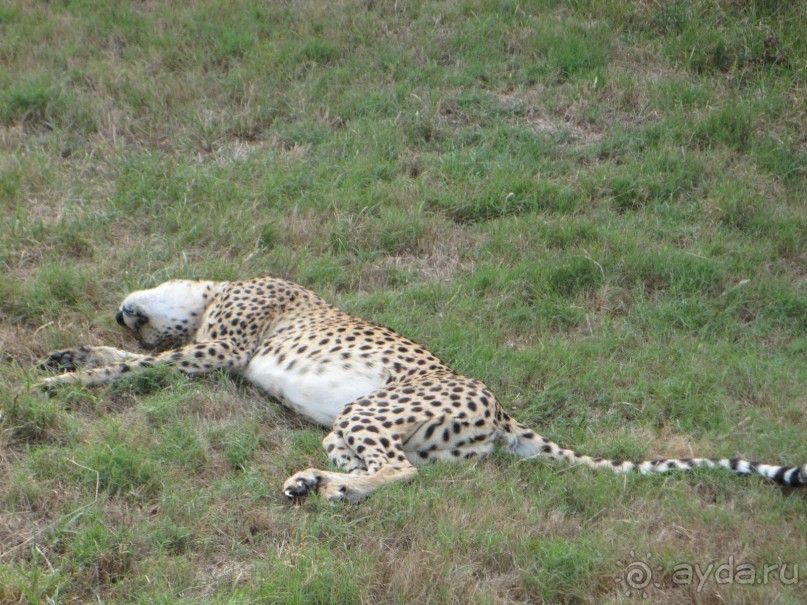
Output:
1 0 806 602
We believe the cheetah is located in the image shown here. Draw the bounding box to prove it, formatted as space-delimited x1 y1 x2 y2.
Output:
41 276 807 502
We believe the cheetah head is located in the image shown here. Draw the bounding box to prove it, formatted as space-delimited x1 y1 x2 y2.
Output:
116 279 216 349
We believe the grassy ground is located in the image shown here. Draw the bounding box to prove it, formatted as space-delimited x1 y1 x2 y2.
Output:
1 0 806 602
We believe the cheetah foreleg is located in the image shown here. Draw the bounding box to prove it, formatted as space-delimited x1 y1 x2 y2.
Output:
39 340 250 390
43 346 144 372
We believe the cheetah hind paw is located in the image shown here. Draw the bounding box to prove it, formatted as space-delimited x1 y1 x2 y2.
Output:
283 469 348 502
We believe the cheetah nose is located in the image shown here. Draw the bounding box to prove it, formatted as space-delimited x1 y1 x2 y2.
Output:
115 310 126 327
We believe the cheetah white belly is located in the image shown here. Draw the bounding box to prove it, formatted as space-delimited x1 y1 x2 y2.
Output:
243 354 386 427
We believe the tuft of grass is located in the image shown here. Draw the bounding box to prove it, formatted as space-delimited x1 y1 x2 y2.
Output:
692 103 755 151
0 73 61 126
66 420 164 499
109 365 184 397
224 425 261 471
1 391 74 444
527 18 611 82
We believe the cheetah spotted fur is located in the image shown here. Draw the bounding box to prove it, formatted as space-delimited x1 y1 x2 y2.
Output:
41 276 807 501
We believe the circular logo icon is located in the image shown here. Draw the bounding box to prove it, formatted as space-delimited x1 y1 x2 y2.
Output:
615 551 662 598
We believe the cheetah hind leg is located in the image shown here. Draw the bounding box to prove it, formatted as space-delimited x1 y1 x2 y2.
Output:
323 432 368 474
285 410 417 502
283 464 417 503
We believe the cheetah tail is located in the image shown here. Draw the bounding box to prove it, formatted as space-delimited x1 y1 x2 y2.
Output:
501 416 807 487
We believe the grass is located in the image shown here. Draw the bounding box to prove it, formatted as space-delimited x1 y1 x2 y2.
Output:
1 0 806 602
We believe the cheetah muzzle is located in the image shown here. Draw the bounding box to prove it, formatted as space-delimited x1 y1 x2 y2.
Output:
39 276 807 501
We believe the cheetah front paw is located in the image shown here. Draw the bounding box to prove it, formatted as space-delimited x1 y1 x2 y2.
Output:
41 347 92 372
